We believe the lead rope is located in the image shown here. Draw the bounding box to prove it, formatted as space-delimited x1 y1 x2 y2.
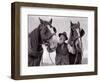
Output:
41 52 55 65
48 52 55 65
74 37 79 64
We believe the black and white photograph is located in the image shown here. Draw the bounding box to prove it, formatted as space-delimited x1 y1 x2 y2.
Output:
11 2 97 79
28 15 87 66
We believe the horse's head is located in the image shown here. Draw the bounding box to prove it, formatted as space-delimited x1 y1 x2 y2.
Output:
38 18 58 52
69 21 85 46
70 21 80 40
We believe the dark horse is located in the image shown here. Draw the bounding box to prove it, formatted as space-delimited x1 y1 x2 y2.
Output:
28 18 57 66
68 21 85 64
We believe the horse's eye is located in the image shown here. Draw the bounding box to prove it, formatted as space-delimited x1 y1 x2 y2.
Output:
53 27 57 33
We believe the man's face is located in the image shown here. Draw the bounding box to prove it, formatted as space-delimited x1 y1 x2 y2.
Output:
59 35 66 44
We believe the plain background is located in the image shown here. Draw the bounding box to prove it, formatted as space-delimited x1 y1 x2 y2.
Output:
0 0 99 82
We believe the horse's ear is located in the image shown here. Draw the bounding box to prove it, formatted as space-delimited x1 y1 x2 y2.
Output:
39 18 43 24
77 21 80 26
49 18 52 24
70 21 73 26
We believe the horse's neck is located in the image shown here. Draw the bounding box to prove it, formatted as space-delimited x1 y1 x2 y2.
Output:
29 27 42 51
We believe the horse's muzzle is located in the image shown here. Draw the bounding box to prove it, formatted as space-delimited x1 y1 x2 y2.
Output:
47 46 57 53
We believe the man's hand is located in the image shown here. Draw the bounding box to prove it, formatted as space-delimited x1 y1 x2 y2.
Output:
68 44 75 54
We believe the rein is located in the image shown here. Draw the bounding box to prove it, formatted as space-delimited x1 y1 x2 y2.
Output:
41 48 55 65
48 52 55 65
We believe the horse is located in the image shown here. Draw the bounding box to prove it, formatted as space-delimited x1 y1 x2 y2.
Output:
28 18 57 66
68 21 85 64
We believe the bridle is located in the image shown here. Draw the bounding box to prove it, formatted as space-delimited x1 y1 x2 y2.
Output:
46 33 56 65
41 33 56 65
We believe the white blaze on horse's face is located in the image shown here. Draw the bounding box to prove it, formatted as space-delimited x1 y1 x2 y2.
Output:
47 25 58 50
47 25 55 34
49 35 58 51
76 28 80 38
75 23 82 49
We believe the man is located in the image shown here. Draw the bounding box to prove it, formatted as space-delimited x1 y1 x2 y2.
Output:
55 32 70 65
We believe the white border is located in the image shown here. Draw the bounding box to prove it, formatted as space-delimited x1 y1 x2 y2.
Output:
20 7 94 75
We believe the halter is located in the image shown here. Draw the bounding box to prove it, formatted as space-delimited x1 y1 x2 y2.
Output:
45 33 56 65
40 33 56 65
